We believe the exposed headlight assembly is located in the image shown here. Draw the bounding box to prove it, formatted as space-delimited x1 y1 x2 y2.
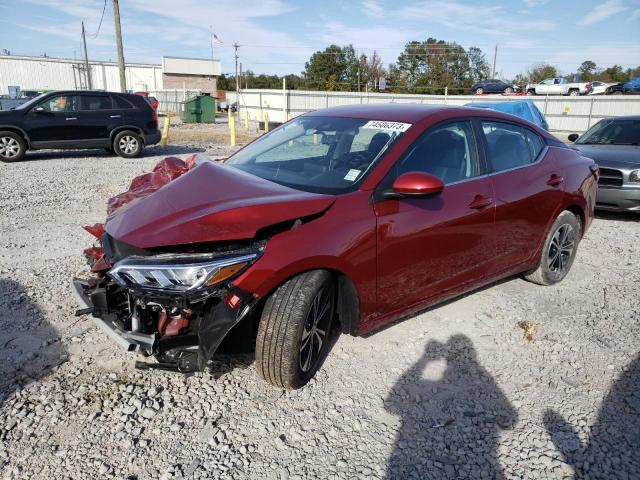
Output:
108 252 259 292
629 170 640 183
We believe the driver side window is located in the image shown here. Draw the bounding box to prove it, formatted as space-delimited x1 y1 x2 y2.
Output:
395 121 480 185
37 95 78 113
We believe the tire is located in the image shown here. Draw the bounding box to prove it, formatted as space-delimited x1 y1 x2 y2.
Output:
612 90 623 95
113 130 143 158
569 89 580 96
0 131 26 162
505 87 514 94
475 88 484 95
255 270 336 389
524 211 581 286
527 90 536 96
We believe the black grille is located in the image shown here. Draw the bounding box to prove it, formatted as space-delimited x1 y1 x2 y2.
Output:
598 168 623 187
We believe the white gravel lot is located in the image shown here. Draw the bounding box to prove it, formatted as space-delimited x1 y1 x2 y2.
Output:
0 145 639 480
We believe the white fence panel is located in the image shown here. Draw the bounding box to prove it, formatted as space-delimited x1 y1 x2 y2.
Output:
236 89 640 134
148 89 202 113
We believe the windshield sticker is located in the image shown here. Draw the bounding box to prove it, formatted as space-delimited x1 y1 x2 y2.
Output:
344 169 361 181
362 120 411 132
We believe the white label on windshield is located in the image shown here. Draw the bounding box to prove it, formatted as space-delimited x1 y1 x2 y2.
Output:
344 169 361 181
362 120 411 132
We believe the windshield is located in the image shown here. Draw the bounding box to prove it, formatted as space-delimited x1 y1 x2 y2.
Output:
577 119 640 145
15 93 48 110
225 116 410 194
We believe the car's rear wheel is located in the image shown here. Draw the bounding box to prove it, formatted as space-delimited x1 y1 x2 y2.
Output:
505 87 514 94
524 211 581 286
113 130 143 158
255 270 335 389
569 89 580 96
0 131 26 163
475 88 484 95
527 89 536 96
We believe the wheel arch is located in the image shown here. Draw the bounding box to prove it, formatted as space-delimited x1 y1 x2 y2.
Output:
110 125 145 145
565 204 585 236
0 126 30 148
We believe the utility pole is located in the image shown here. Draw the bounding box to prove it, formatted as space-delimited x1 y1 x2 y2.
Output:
491 44 498 79
81 21 93 90
112 0 127 92
233 42 240 120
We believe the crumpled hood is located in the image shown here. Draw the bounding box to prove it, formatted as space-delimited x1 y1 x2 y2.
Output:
105 158 335 249
572 145 640 170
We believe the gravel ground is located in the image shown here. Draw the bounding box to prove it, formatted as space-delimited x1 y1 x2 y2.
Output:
0 144 639 480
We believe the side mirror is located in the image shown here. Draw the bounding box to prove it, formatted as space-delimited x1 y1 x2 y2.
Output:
567 133 579 142
386 172 444 198
32 106 45 113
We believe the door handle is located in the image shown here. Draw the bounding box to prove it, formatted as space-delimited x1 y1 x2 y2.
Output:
468 195 493 210
110 115 121 118
547 174 564 187
65 117 77 121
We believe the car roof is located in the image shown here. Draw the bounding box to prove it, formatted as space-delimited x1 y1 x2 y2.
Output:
41 90 135 97
303 103 536 125
601 115 640 121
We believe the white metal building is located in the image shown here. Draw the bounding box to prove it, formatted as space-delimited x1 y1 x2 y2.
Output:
0 54 221 94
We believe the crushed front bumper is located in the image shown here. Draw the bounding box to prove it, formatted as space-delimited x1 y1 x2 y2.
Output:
71 278 156 354
596 186 640 212
71 277 258 370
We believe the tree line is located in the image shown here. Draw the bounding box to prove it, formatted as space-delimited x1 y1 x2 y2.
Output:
219 39 639 94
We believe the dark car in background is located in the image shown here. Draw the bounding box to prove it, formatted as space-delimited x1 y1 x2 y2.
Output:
0 90 161 162
471 79 518 95
73 104 597 389
568 116 640 213
466 100 549 130
623 77 640 94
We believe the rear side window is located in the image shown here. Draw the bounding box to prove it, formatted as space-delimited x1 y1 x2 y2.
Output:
112 95 135 109
80 95 113 111
482 121 533 172
525 129 546 160
396 121 480 185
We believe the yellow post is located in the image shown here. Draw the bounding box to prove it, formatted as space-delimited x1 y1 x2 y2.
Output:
160 115 170 146
264 112 269 133
227 106 232 126
244 109 248 129
229 115 236 146
313 132 318 144
288 113 293 121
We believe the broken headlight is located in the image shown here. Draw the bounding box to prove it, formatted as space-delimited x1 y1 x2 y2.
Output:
108 252 259 292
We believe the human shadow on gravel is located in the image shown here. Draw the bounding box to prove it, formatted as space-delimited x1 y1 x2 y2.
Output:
0 278 68 408
385 335 517 480
543 354 640 478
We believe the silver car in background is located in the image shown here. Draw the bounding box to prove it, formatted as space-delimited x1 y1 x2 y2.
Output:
568 116 640 213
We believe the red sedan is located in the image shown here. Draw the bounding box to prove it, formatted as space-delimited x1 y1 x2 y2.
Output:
73 104 598 389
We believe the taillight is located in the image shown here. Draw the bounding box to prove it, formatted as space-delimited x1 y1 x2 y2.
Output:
590 164 600 179
586 83 592 90
151 108 158 122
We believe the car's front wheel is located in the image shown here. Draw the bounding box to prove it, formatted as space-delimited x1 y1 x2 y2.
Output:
113 130 143 158
0 131 26 162
524 211 581 286
475 88 484 95
505 87 514 94
255 270 336 389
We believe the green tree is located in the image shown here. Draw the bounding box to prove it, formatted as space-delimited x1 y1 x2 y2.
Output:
527 63 558 83
303 44 360 91
598 65 627 83
577 60 597 81
467 46 490 82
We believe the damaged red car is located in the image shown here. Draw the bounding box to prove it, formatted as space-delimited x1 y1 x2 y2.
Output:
72 104 598 389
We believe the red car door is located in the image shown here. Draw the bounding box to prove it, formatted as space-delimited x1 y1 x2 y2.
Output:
373 120 496 319
478 120 564 271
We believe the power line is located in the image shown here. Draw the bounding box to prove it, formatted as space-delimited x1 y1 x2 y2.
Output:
88 0 107 39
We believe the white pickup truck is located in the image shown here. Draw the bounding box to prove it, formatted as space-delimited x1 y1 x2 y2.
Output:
526 77 592 96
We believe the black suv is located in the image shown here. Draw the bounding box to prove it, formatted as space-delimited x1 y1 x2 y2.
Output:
0 90 161 162
471 79 517 95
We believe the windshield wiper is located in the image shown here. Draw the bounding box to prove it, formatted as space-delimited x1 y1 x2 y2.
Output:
610 142 638 146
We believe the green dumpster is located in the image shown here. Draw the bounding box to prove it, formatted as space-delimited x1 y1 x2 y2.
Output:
180 94 216 123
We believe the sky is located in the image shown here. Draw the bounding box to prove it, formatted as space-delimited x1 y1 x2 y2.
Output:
1 0 639 80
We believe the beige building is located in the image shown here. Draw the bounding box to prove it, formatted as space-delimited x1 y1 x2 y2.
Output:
161 56 221 94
